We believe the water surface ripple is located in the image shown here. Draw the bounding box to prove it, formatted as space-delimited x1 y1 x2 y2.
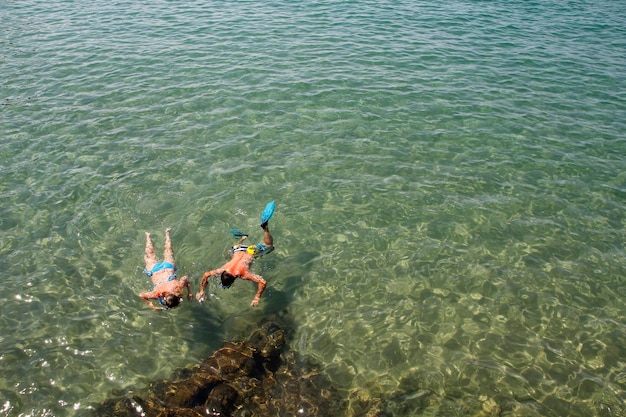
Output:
1 1 625 416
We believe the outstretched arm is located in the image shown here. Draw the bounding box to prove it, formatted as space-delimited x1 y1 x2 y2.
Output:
242 272 266 307
139 291 162 311
196 269 222 302
179 276 192 301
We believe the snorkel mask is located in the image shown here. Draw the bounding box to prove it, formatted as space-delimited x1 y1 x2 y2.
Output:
158 294 183 310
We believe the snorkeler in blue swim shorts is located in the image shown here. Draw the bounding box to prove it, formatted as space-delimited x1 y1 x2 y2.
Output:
196 220 274 307
139 228 192 311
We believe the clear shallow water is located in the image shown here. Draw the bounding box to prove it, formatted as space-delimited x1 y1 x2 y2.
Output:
1 0 625 416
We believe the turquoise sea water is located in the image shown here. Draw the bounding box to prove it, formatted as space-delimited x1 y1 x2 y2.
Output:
2 0 626 415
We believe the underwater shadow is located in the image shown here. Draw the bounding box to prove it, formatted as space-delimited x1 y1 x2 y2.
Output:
86 249 393 416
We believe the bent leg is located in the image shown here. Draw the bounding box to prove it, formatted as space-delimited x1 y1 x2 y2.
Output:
144 232 158 269
262 224 273 247
163 228 175 264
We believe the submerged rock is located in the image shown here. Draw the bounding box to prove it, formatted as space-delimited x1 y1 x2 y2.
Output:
90 321 353 417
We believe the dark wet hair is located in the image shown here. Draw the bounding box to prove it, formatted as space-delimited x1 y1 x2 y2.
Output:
159 293 182 309
220 271 237 288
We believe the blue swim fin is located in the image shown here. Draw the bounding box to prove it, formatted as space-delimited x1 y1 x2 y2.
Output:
260 201 275 226
229 228 248 237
